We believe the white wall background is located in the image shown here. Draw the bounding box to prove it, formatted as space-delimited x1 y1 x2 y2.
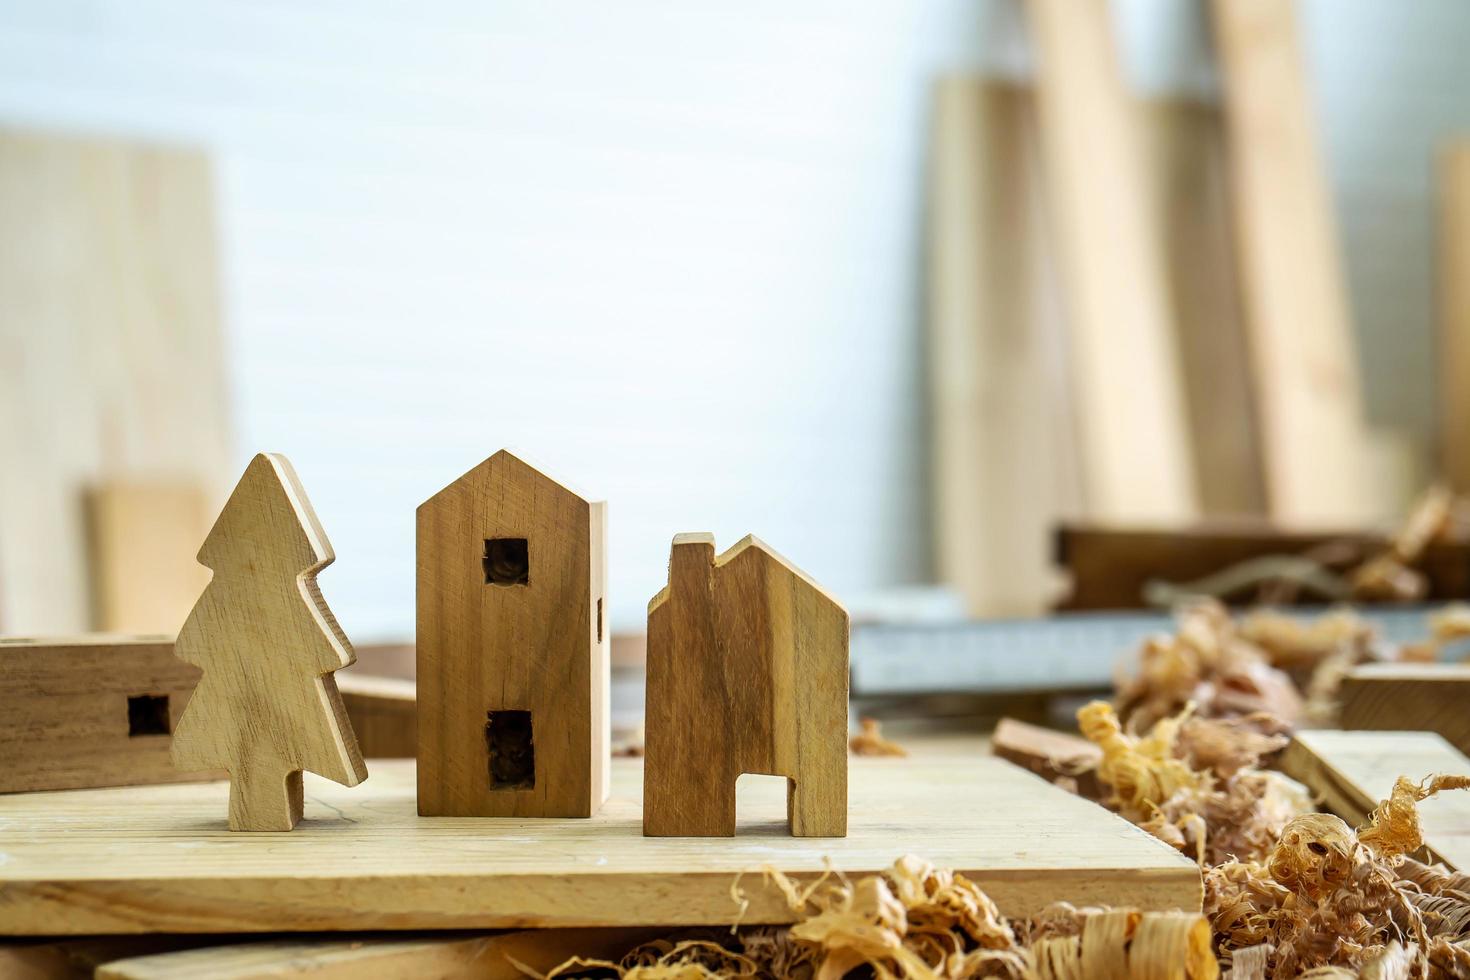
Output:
1 0 1466 637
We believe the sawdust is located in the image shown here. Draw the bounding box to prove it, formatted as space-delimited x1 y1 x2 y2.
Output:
1115 600 1306 732
849 718 909 757
1079 700 1309 866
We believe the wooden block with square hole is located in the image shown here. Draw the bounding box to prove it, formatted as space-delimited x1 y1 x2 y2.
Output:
416 450 609 817
644 533 848 837
0 635 221 793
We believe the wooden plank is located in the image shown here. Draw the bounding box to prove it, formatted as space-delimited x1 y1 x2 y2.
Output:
0 937 223 980
1439 143 1470 493
336 673 416 759
1280 730 1470 869
644 534 848 837
0 636 219 793
96 929 661 980
416 451 609 818
1022 0 1197 521
1134 99 1264 516
0 128 231 635
171 453 367 832
87 481 213 635
991 717 1104 799
1340 664 1470 757
0 755 1202 935
927 78 1077 617
1209 0 1369 522
1054 521 1470 610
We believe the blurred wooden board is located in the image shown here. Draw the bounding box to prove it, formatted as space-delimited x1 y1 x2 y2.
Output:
87 481 212 634
1210 0 1369 522
0 636 219 793
335 673 416 759
1440 143 1470 493
0 754 1200 935
1340 664 1470 757
95 928 660 980
1055 522 1470 610
1023 0 1197 522
927 78 1077 617
928 77 1253 616
0 128 231 635
1281 730 1470 869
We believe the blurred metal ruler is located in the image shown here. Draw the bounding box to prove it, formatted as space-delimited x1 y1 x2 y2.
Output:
850 606 1458 696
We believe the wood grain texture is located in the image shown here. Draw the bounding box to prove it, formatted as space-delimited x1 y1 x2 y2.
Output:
1340 664 1470 757
0 636 219 793
645 534 848 837
1210 0 1369 523
171 453 367 832
1022 0 1198 521
0 127 231 635
1440 143 1470 493
86 481 214 634
0 755 1201 935
1281 730 1470 869
336 673 416 759
96 929 662 980
417 450 609 818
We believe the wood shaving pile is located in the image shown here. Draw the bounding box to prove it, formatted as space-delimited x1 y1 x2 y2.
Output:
1116 598 1394 732
1079 699 1308 866
1115 599 1309 731
529 855 1218 979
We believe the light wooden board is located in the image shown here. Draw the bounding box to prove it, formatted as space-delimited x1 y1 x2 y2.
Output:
87 480 214 635
171 453 367 832
1440 143 1470 493
645 534 848 837
417 451 609 818
336 673 416 759
1209 0 1369 523
0 636 219 793
927 78 1078 618
1281 730 1470 869
927 79 1251 617
95 928 662 980
0 755 1201 934
1022 0 1198 521
1340 664 1470 758
0 128 231 635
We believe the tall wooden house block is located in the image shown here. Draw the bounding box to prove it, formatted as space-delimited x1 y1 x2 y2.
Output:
644 533 848 837
417 450 609 817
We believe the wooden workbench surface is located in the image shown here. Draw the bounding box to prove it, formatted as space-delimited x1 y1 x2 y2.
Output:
0 751 1199 935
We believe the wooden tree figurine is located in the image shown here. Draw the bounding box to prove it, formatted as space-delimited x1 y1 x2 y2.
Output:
171 453 368 831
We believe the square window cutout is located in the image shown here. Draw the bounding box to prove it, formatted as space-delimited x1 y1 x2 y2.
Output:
486 710 534 789
483 538 529 586
128 694 171 736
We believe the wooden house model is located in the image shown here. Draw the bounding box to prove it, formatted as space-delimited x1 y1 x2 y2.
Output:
416 450 609 817
643 533 848 837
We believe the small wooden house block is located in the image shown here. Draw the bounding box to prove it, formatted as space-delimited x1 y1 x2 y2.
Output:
0 636 220 793
416 450 609 817
644 533 849 837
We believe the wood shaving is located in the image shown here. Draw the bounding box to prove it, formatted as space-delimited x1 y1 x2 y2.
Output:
1116 600 1305 732
1079 700 1310 866
1349 484 1456 603
850 717 909 757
